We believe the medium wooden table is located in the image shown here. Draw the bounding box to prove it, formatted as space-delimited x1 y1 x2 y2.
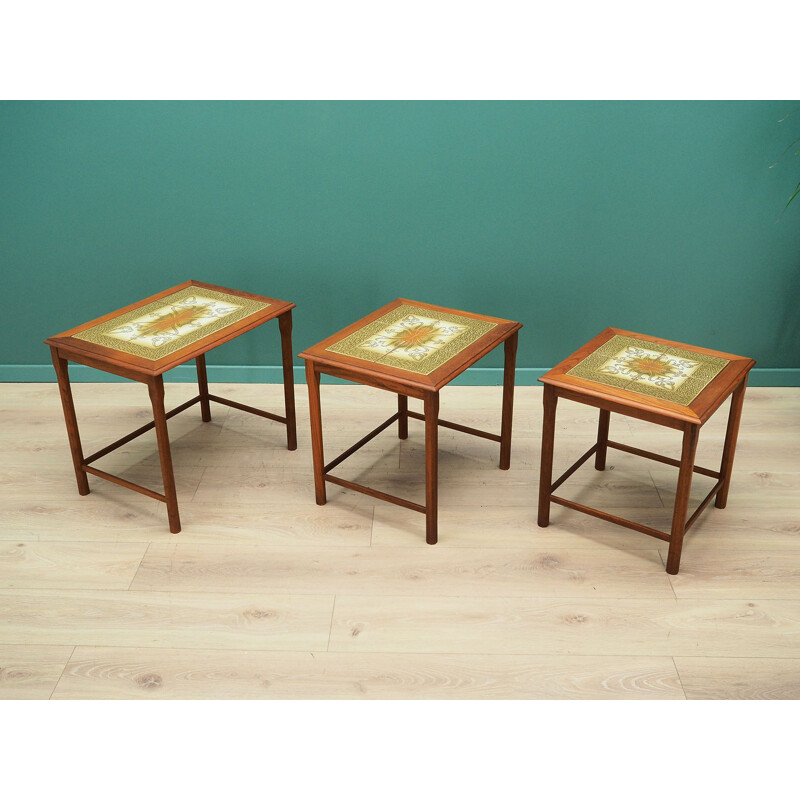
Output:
299 298 522 544
45 280 297 533
537 327 755 574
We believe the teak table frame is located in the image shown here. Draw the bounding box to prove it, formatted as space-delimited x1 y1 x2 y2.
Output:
300 298 522 544
537 327 755 574
45 280 297 533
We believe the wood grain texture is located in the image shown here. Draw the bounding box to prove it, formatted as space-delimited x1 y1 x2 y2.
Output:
666 551 800 599
130 543 673 598
371 505 671 550
329 595 800 657
0 501 373 546
650 466 800 510
674 657 800 700
1 383 797 699
0 541 147 589
52 647 684 700
0 645 73 700
0 590 334 650
0 464 205 503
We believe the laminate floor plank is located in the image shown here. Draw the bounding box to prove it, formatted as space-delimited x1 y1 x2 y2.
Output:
370 505 669 551
0 464 205 504
0 541 147 590
194 467 375 508
0 501 373 546
0 589 334 650
650 467 800 510
333 464 661 510
0 644 74 700
329 595 800 658
667 551 800 599
673 657 800 699
52 647 685 700
1 383 797 700
130 543 673 598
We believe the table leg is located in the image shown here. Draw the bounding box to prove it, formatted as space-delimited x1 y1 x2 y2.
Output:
279 310 298 451
398 395 408 440
196 354 211 422
537 384 558 527
715 377 748 510
148 375 181 533
594 409 611 470
50 346 90 496
424 391 439 544
499 330 518 470
306 361 326 505
665 423 700 575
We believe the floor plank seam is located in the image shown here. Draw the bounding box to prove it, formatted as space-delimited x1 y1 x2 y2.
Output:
189 466 206 502
647 467 667 509
671 655 689 700
49 645 76 700
126 543 153 590
325 596 337 652
368 506 376 547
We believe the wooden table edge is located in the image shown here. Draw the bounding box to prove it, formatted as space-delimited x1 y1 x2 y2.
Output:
538 357 756 426
300 319 522 394
45 298 296 377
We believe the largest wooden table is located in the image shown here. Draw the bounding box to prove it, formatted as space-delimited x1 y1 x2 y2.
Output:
45 280 297 532
299 298 522 544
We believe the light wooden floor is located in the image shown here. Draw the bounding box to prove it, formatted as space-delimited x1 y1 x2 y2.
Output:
1 382 798 700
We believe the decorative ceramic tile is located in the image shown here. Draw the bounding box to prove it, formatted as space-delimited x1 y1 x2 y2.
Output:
74 287 270 360
326 304 497 375
567 334 729 405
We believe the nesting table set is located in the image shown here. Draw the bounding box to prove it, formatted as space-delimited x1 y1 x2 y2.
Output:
46 282 755 574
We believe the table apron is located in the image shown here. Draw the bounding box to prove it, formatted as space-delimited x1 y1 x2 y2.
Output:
310 362 428 399
551 385 692 430
54 348 150 382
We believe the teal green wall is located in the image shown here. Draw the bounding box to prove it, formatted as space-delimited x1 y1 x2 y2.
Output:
2 101 799 383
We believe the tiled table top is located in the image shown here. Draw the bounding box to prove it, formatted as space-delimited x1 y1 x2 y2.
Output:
540 327 755 425
566 333 729 405
74 286 271 361
45 280 293 376
301 298 521 391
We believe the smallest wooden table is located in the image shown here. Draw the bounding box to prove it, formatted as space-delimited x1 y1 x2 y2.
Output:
45 280 297 533
537 328 755 574
300 298 522 544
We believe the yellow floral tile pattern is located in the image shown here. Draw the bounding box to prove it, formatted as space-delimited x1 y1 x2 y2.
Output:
74 287 270 360
567 334 729 405
326 304 497 375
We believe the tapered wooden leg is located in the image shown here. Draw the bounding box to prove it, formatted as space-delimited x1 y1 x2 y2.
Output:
715 377 748 509
665 423 700 575
398 395 408 440
499 330 518 470
306 361 326 505
595 409 611 470
148 376 181 533
50 346 90 496
278 310 298 451
424 391 439 544
196 354 211 422
537 384 558 527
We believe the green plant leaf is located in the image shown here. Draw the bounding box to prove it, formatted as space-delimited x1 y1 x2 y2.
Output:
785 182 800 209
